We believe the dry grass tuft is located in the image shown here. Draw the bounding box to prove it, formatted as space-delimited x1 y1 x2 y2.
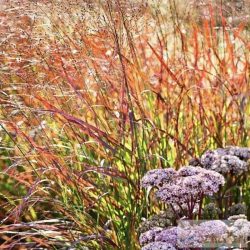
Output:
0 0 249 248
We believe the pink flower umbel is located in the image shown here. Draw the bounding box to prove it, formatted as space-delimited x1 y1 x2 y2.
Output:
142 165 225 220
141 168 177 188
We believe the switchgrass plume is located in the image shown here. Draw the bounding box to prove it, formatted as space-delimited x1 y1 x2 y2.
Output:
0 0 249 249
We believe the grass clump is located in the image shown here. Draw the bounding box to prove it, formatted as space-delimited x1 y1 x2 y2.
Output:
0 0 249 249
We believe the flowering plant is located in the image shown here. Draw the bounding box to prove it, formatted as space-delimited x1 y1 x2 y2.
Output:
199 146 250 217
139 146 250 249
140 165 225 249
200 146 250 175
142 166 225 219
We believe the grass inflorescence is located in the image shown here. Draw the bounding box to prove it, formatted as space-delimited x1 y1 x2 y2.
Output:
0 0 249 249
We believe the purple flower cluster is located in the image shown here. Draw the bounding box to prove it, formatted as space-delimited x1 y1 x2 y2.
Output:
199 220 228 238
201 146 250 175
228 214 250 240
139 221 230 249
139 147 249 250
177 226 204 248
139 227 163 246
155 166 225 205
141 168 177 188
155 227 178 245
228 146 250 161
155 184 187 205
177 220 230 248
198 170 226 195
138 217 250 250
140 226 177 250
177 165 201 177
141 242 176 250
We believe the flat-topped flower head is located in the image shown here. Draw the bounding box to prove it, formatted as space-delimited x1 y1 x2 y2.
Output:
138 224 176 248
227 146 250 161
177 225 204 248
212 155 248 174
201 148 228 168
155 166 225 204
142 242 176 250
199 170 225 195
177 165 203 177
139 227 163 246
141 168 177 188
200 146 250 175
180 175 203 195
199 220 228 238
155 184 188 205
228 215 250 239
155 227 177 246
